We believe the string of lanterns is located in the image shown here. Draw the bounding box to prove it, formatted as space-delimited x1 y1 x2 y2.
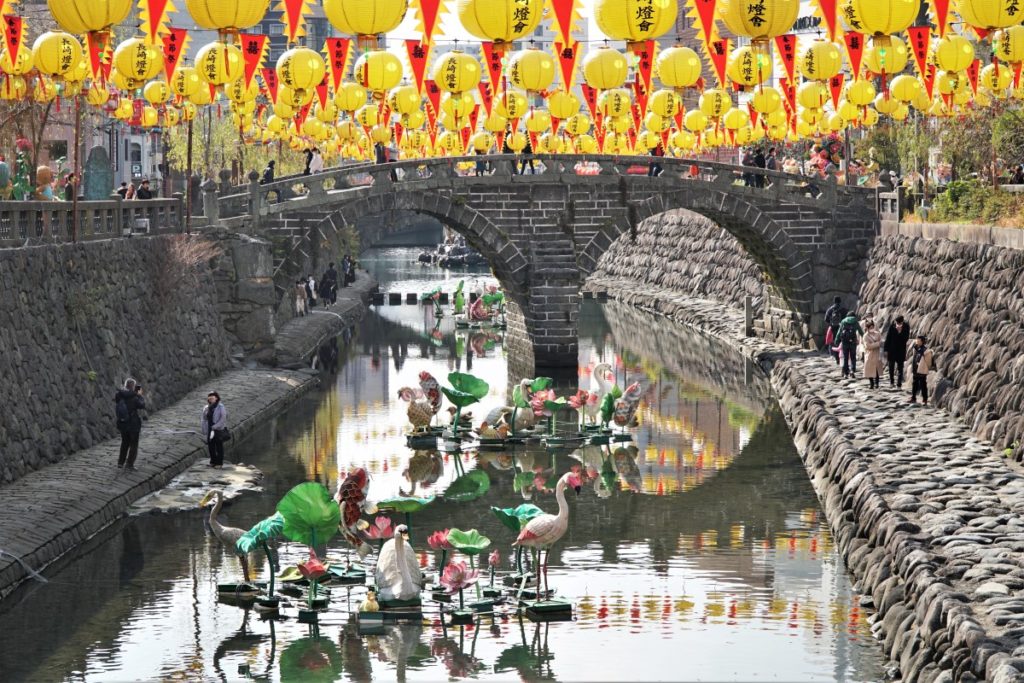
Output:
12 0 1024 161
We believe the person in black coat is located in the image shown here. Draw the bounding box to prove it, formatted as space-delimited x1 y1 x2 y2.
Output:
115 378 146 470
883 315 911 387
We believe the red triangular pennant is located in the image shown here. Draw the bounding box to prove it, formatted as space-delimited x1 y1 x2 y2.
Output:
692 0 718 49
469 104 481 132
481 42 503 91
931 0 951 38
746 101 759 129
142 0 170 44
843 32 865 79
775 34 797 82
295 101 312 129
966 59 980 95
549 0 577 46
460 126 471 153
424 80 442 121
2 15 22 65
554 40 578 90
708 39 730 87
281 0 307 44
780 77 797 112
86 30 109 82
315 73 329 108
1015 62 1023 90
973 26 991 41
816 0 839 42
394 120 404 147
417 0 444 44
405 39 430 93
238 33 266 89
478 81 493 116
161 27 188 83
632 77 649 117
922 63 937 100
630 40 655 94
828 73 845 109
325 37 351 91
907 26 930 77
261 67 279 104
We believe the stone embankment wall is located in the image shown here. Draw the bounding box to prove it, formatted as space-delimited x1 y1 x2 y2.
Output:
0 236 230 485
859 232 1024 457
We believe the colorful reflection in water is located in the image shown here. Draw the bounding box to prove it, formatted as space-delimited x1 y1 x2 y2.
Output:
0 248 884 682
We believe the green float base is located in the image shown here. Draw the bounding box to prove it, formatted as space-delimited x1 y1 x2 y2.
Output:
297 609 319 624
406 434 439 449
328 566 367 584
519 588 554 602
588 435 610 446
278 585 303 598
611 433 633 443
217 582 263 595
469 599 494 613
503 573 535 587
448 609 475 625
255 597 280 610
357 612 385 634
431 590 452 603
482 587 502 599
525 601 574 622
378 596 423 610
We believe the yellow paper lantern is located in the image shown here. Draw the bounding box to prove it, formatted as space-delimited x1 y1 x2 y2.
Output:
797 80 829 108
442 91 476 117
683 109 708 131
143 80 172 104
575 134 598 153
911 90 932 109
113 38 164 86
994 26 1024 63
171 66 201 97
583 47 628 90
402 109 426 128
799 40 843 81
112 98 133 119
874 93 900 114
765 108 787 126
958 0 1023 30
266 114 286 133
934 34 976 72
86 82 109 106
839 0 920 36
891 103 909 120
323 0 407 37
864 36 908 75
484 112 508 132
370 124 392 144
594 0 677 42
838 99 860 121
717 0 800 39
141 105 159 127
508 48 555 92
432 51 481 93
525 109 552 133
598 88 631 117
355 50 402 92
278 84 313 107
32 32 83 79
227 78 260 103
798 107 822 125
388 85 420 115
185 0 268 30
436 130 463 154
0 74 26 100
277 47 326 97
751 86 782 113
564 113 591 135
889 73 922 102
796 119 814 136
0 49 33 76
767 124 787 140
722 107 750 130
190 84 214 106
337 120 358 140
605 115 631 133
672 129 696 150
48 0 133 34
981 63 1012 92
548 90 579 119
705 126 725 146
699 88 732 118
861 107 879 126
457 0 543 43
196 41 243 86
936 70 963 95
335 81 367 110
355 104 379 127
827 112 846 131
538 132 564 153
656 46 702 88
496 90 527 118
272 98 293 117
471 131 494 151
649 88 682 117
636 130 661 150
644 111 671 132
163 108 181 127
727 45 772 86
315 101 339 123
846 79 876 106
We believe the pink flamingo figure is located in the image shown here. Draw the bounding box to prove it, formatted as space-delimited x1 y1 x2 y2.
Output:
513 471 582 600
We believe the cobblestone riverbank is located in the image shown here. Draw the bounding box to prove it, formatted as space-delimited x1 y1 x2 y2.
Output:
587 277 1024 683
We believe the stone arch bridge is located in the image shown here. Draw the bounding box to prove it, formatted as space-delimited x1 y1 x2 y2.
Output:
210 155 880 369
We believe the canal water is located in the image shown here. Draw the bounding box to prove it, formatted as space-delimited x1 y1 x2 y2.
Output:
0 248 886 682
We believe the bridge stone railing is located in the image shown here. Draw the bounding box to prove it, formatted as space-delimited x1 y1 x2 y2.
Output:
208 154 875 230
0 196 185 247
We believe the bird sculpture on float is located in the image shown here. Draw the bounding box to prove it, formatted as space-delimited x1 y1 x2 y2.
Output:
374 523 425 602
397 370 442 433
335 468 377 558
513 471 583 598
613 382 644 428
360 588 380 613
200 489 263 582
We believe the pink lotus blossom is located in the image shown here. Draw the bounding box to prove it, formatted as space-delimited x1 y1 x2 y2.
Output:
298 549 327 581
364 516 394 541
488 549 501 568
530 389 556 417
427 528 453 550
567 390 589 410
440 560 479 594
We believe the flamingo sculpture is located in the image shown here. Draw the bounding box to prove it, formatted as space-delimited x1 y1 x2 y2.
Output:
374 523 425 602
513 472 582 600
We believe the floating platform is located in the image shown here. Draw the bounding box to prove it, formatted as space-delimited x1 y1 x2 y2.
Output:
328 565 367 584
357 611 386 634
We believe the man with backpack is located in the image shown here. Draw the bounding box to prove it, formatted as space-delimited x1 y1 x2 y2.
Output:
910 335 935 406
115 378 147 471
837 311 864 379
824 296 848 364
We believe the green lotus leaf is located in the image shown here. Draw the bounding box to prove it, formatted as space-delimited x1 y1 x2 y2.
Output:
442 387 477 408
543 397 567 412
490 504 545 533
482 292 504 307
279 637 343 683
446 528 491 555
610 384 623 400
444 470 491 503
376 495 435 513
275 482 340 547
235 512 285 554
513 471 535 491
600 393 616 423
449 372 490 400
512 385 527 408
530 377 553 392
420 286 441 301
455 280 464 294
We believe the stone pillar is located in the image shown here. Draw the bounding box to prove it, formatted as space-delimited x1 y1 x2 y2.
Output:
744 296 754 337
524 284 580 370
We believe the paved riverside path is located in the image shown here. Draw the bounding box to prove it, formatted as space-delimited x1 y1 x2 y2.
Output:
589 277 1024 681
0 368 319 601
275 271 376 367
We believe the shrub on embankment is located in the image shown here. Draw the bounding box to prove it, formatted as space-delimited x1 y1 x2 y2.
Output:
0 236 230 484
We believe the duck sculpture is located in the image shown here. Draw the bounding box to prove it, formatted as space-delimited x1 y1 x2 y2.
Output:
513 472 582 597
374 524 424 602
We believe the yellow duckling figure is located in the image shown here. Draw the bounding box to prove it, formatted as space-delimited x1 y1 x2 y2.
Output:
360 588 380 613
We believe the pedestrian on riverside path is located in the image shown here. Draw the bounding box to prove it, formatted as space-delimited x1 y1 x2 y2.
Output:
63 173 75 201
306 274 318 308
862 319 883 389
824 296 847 364
201 392 228 468
910 335 934 406
884 315 911 387
115 378 146 471
342 254 354 287
323 262 339 304
295 279 308 316
837 311 864 378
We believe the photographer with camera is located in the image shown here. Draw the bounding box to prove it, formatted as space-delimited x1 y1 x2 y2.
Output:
114 378 147 471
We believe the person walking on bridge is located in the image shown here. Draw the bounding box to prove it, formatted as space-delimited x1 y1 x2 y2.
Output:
910 335 934 406
837 311 864 379
862 319 883 389
883 315 911 387
824 297 847 365
114 378 146 471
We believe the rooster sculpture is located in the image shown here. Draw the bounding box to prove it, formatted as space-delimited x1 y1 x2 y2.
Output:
397 371 443 433
612 382 643 428
335 468 377 558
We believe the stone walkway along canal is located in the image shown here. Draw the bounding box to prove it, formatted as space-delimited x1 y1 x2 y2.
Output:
588 276 1024 682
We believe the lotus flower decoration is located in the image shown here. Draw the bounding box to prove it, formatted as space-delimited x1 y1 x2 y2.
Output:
440 560 480 595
